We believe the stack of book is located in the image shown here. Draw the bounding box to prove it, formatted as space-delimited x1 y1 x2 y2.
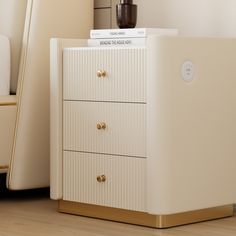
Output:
88 28 178 47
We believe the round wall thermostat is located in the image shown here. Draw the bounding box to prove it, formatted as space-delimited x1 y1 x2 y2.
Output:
181 61 195 82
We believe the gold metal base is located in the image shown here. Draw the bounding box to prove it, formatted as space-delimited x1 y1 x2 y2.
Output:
0 165 9 170
58 200 233 228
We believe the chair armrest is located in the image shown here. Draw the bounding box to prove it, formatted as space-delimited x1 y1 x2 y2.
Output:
0 95 17 106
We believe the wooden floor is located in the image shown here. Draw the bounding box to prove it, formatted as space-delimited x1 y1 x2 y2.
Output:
0 189 235 236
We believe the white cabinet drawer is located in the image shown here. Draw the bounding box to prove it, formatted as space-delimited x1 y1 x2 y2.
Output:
63 101 146 157
63 151 146 212
63 47 146 103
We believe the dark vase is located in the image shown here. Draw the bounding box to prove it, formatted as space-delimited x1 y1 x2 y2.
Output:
116 0 137 28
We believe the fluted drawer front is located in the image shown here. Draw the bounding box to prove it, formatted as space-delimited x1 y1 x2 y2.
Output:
63 151 146 212
63 101 146 157
63 47 146 103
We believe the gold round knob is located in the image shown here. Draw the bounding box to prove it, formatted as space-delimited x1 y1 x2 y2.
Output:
97 70 107 78
97 175 106 183
97 122 107 130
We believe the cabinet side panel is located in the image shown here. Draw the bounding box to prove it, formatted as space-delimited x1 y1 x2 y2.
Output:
147 36 236 214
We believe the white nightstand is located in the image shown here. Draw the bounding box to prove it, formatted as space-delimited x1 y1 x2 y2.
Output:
50 37 236 228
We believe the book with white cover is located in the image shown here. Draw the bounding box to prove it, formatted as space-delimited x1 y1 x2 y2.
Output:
90 28 178 39
87 38 146 47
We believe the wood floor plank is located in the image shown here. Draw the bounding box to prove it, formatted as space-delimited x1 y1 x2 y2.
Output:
0 191 235 236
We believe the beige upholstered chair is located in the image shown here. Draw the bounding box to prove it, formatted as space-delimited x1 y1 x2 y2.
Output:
0 0 93 190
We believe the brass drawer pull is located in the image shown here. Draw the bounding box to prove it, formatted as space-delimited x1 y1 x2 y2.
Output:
97 122 107 130
97 175 106 183
97 70 107 78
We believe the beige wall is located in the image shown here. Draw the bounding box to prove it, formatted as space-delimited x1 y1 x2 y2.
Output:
95 0 236 36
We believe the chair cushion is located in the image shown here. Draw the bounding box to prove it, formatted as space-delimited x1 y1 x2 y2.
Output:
0 0 28 94
0 35 10 95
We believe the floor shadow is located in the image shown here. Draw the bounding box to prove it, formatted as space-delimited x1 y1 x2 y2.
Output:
0 173 50 200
